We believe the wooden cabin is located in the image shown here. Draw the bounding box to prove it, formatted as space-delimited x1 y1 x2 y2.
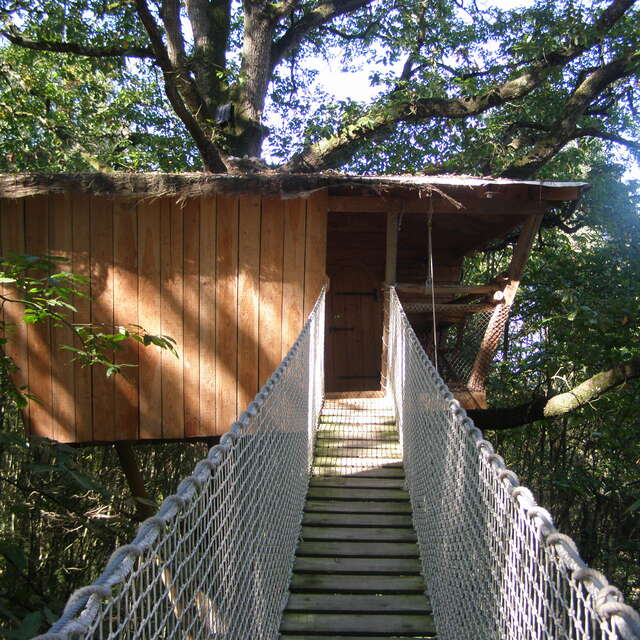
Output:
0 173 587 444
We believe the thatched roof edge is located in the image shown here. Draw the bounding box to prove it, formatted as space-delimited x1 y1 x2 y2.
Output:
0 172 589 200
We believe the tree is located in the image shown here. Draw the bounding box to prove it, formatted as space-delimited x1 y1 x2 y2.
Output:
0 0 638 175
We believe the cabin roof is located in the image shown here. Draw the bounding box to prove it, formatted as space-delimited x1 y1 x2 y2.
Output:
0 172 588 201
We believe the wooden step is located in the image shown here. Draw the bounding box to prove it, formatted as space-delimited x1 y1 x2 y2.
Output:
303 512 413 527
307 487 409 501
282 636 431 640
313 457 402 468
312 465 405 478
286 593 430 613
310 477 405 489
319 416 395 425
316 433 399 443
301 526 416 542
290 573 425 593
297 541 418 558
315 446 402 458
294 557 421 574
305 500 411 514
280 612 436 635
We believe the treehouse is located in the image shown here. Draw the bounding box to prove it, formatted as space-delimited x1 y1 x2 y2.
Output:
0 173 587 444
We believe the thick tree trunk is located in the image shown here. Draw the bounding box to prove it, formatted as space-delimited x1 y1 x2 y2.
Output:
115 442 157 521
231 4 274 157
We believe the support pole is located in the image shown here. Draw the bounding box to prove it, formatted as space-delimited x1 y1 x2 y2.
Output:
467 213 543 391
381 206 400 391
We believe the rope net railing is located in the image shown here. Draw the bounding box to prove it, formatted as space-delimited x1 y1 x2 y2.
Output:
35 289 326 640
386 287 640 640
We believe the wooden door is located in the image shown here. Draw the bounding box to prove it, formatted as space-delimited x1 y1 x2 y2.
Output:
325 264 382 391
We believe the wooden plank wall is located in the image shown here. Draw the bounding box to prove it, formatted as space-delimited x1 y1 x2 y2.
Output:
0 191 327 443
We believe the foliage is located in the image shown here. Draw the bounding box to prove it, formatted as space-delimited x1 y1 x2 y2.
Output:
0 252 184 637
0 0 637 174
0 253 177 406
0 404 209 638
479 168 640 607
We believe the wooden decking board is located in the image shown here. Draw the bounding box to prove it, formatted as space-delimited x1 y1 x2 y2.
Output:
307 488 409 501
310 477 405 489
313 457 403 468
286 594 431 613
301 526 416 542
281 636 434 640
280 613 436 635
280 397 435 639
297 541 419 558
294 557 421 574
305 500 411 514
311 466 405 478
302 513 413 527
290 573 425 593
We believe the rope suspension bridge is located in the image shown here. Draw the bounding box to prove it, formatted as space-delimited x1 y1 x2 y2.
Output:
36 289 640 640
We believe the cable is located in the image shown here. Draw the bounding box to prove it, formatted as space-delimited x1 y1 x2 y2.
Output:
426 199 438 373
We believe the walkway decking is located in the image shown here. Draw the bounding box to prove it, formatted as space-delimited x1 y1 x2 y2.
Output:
280 397 436 639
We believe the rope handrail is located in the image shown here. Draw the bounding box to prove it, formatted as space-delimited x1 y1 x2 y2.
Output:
387 286 640 640
34 288 326 640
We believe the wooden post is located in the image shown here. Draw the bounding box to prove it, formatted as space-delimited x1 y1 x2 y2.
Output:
467 213 543 391
381 206 400 391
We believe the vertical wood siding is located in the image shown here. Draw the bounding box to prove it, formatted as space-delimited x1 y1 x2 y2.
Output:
0 192 327 443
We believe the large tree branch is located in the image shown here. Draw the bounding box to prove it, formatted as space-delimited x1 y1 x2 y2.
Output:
468 355 640 430
502 51 639 178
0 27 154 58
134 0 226 171
270 0 374 72
283 0 636 172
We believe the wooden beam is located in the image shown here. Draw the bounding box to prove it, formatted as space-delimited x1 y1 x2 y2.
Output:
328 195 547 216
467 213 543 391
403 302 497 314
396 283 500 296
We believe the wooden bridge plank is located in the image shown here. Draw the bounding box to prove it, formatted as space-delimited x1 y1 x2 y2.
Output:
303 512 413 527
315 444 402 456
280 612 435 635
290 573 424 593
313 457 403 468
286 593 430 613
311 466 405 478
310 477 405 489
307 488 408 501
297 541 418 557
317 431 399 442
294 557 421 574
301 527 416 542
305 500 411 514
281 636 432 640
